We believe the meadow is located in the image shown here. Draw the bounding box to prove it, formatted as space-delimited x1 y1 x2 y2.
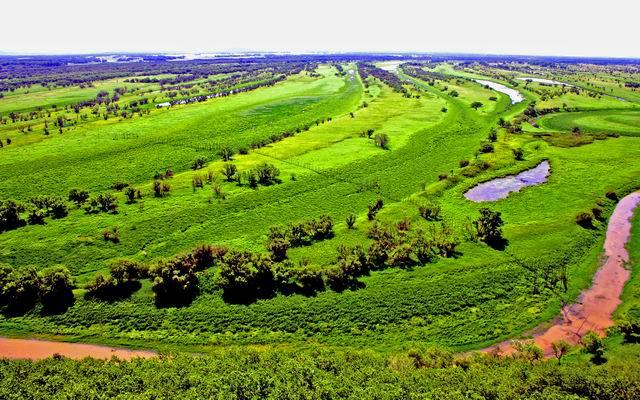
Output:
0 55 640 396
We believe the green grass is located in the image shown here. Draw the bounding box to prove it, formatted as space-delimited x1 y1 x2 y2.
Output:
0 62 639 359
539 109 640 136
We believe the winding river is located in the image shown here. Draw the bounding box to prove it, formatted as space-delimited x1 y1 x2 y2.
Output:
484 191 640 357
475 79 524 104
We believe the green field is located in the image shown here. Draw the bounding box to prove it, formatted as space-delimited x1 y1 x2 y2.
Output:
0 58 639 366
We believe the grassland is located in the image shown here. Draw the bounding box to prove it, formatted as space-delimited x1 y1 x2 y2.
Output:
0 59 639 365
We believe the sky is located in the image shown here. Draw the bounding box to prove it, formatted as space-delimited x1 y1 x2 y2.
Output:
2 0 638 58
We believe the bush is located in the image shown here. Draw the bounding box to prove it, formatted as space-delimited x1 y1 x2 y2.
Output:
68 189 89 205
367 199 384 220
582 331 606 364
153 181 171 197
96 193 118 213
124 187 141 203
102 227 120 243
254 163 280 186
151 259 199 307
191 157 207 170
512 147 524 161
576 212 594 228
346 214 356 229
418 204 442 221
216 251 276 302
479 143 494 153
470 101 483 110
458 160 470 168
0 200 26 232
374 133 390 150
218 146 235 162
221 163 237 181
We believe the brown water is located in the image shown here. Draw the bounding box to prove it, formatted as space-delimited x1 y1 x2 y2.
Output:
484 191 640 357
0 337 156 360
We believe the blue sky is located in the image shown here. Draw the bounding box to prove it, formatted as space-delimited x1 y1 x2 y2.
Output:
2 0 638 57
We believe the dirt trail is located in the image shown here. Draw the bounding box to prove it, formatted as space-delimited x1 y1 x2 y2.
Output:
485 191 640 357
0 337 155 360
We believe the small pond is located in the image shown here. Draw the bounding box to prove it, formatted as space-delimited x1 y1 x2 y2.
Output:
464 161 550 202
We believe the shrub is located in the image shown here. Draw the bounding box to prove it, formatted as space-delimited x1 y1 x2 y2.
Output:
124 187 141 203
473 208 505 248
488 129 498 142
216 251 276 302
374 133 390 150
191 157 207 170
153 181 171 197
221 163 237 181
266 226 290 261
470 101 483 110
459 160 470 168
619 319 640 343
346 214 356 229
418 204 442 221
512 147 524 160
218 146 235 162
95 193 118 213
367 199 384 221
576 212 594 228
605 190 618 201
151 259 199 307
110 182 129 191
591 206 604 221
191 175 204 190
254 163 280 186
102 227 120 243
479 143 494 153
68 189 89 205
582 331 606 364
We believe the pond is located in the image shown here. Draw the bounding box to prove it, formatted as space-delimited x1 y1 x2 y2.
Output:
464 161 550 202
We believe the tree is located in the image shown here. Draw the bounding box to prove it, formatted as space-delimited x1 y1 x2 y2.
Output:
95 193 118 213
221 163 237 181
0 200 26 232
551 340 571 364
2 267 40 315
473 208 506 249
582 331 606 364
470 101 483 110
218 146 235 162
39 266 74 313
266 226 290 262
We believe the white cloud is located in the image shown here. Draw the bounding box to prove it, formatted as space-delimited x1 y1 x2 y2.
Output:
1 0 638 57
